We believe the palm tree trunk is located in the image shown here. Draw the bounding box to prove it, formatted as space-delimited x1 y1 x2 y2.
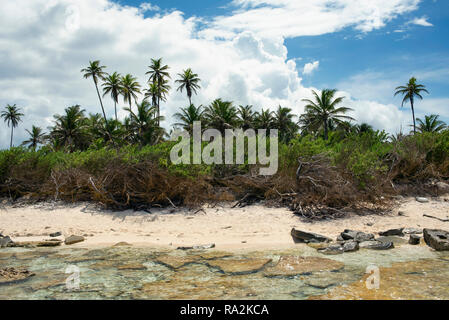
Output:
10 126 13 148
94 80 108 123
114 100 118 122
411 97 416 134
189 95 192 106
323 119 328 141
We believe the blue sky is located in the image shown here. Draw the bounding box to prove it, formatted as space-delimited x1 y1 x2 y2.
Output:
0 0 448 148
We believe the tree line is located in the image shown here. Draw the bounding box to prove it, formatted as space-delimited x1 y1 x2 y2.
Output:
1 59 447 151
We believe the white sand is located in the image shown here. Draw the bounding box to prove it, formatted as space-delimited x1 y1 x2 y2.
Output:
0 197 448 250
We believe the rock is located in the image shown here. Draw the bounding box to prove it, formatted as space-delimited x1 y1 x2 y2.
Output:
403 228 423 235
113 242 132 247
318 244 344 255
398 211 406 216
49 232 62 238
436 181 449 194
291 229 332 244
0 235 13 248
13 240 62 247
379 228 404 237
377 236 408 246
340 230 375 242
416 197 429 203
155 255 201 269
359 240 394 250
342 240 359 252
177 243 215 250
65 235 85 245
0 267 35 285
423 229 449 251
118 263 146 271
264 256 343 277
409 235 421 245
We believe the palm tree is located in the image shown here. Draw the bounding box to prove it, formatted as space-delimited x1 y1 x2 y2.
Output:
272 106 298 143
21 126 45 150
81 61 108 123
124 100 165 145
1 104 24 148
395 77 429 134
146 58 170 125
416 114 446 133
204 99 238 133
175 68 201 105
49 105 88 152
174 104 204 134
121 74 141 112
302 89 354 140
254 109 274 130
102 72 122 121
237 105 255 130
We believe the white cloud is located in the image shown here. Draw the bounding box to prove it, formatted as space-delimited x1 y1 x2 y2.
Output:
409 16 433 27
303 61 320 75
139 2 160 13
0 0 427 148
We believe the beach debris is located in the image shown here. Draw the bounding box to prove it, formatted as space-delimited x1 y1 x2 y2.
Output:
379 228 405 237
49 232 62 238
403 228 423 235
359 240 394 250
291 228 332 244
423 214 449 222
340 230 375 242
177 243 215 250
0 267 35 285
0 235 13 248
264 256 343 277
416 197 429 203
65 235 85 245
423 229 449 251
409 235 421 245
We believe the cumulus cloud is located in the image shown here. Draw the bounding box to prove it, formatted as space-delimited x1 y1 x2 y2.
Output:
303 61 320 75
0 0 424 148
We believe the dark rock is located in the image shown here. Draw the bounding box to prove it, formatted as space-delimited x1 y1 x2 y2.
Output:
409 235 421 245
177 243 215 250
291 229 332 244
318 244 344 255
342 240 359 252
359 240 394 250
0 236 13 248
65 235 85 245
13 240 62 247
379 228 404 237
377 236 408 246
436 182 449 194
423 229 449 251
340 230 375 242
49 232 62 238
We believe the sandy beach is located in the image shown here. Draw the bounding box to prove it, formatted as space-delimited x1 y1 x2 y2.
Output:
1 197 448 251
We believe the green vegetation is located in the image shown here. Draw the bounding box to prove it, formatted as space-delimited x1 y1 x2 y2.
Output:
1 63 448 217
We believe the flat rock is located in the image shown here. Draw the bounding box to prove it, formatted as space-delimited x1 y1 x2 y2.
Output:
416 197 429 203
359 240 394 250
118 263 147 271
49 232 62 238
379 228 404 237
264 256 343 277
404 228 423 235
340 230 375 242
318 244 344 255
177 243 215 250
207 258 272 275
291 229 332 244
113 242 132 247
13 240 62 248
65 235 85 245
423 229 449 251
0 267 35 285
155 255 201 269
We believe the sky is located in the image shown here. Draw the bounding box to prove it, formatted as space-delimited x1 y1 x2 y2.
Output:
0 0 448 148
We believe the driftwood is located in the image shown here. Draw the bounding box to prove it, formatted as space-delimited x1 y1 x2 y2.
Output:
424 214 449 222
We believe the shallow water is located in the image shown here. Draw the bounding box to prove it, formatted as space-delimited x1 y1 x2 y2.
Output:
0 243 448 300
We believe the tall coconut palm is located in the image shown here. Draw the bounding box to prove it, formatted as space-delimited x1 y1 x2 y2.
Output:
21 126 45 150
102 72 122 121
416 114 446 133
237 105 255 130
144 79 170 108
174 104 204 134
121 74 141 112
272 106 298 143
395 77 429 134
204 99 238 133
49 105 88 152
175 68 201 106
146 58 170 125
1 104 24 148
302 89 354 140
81 60 108 123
